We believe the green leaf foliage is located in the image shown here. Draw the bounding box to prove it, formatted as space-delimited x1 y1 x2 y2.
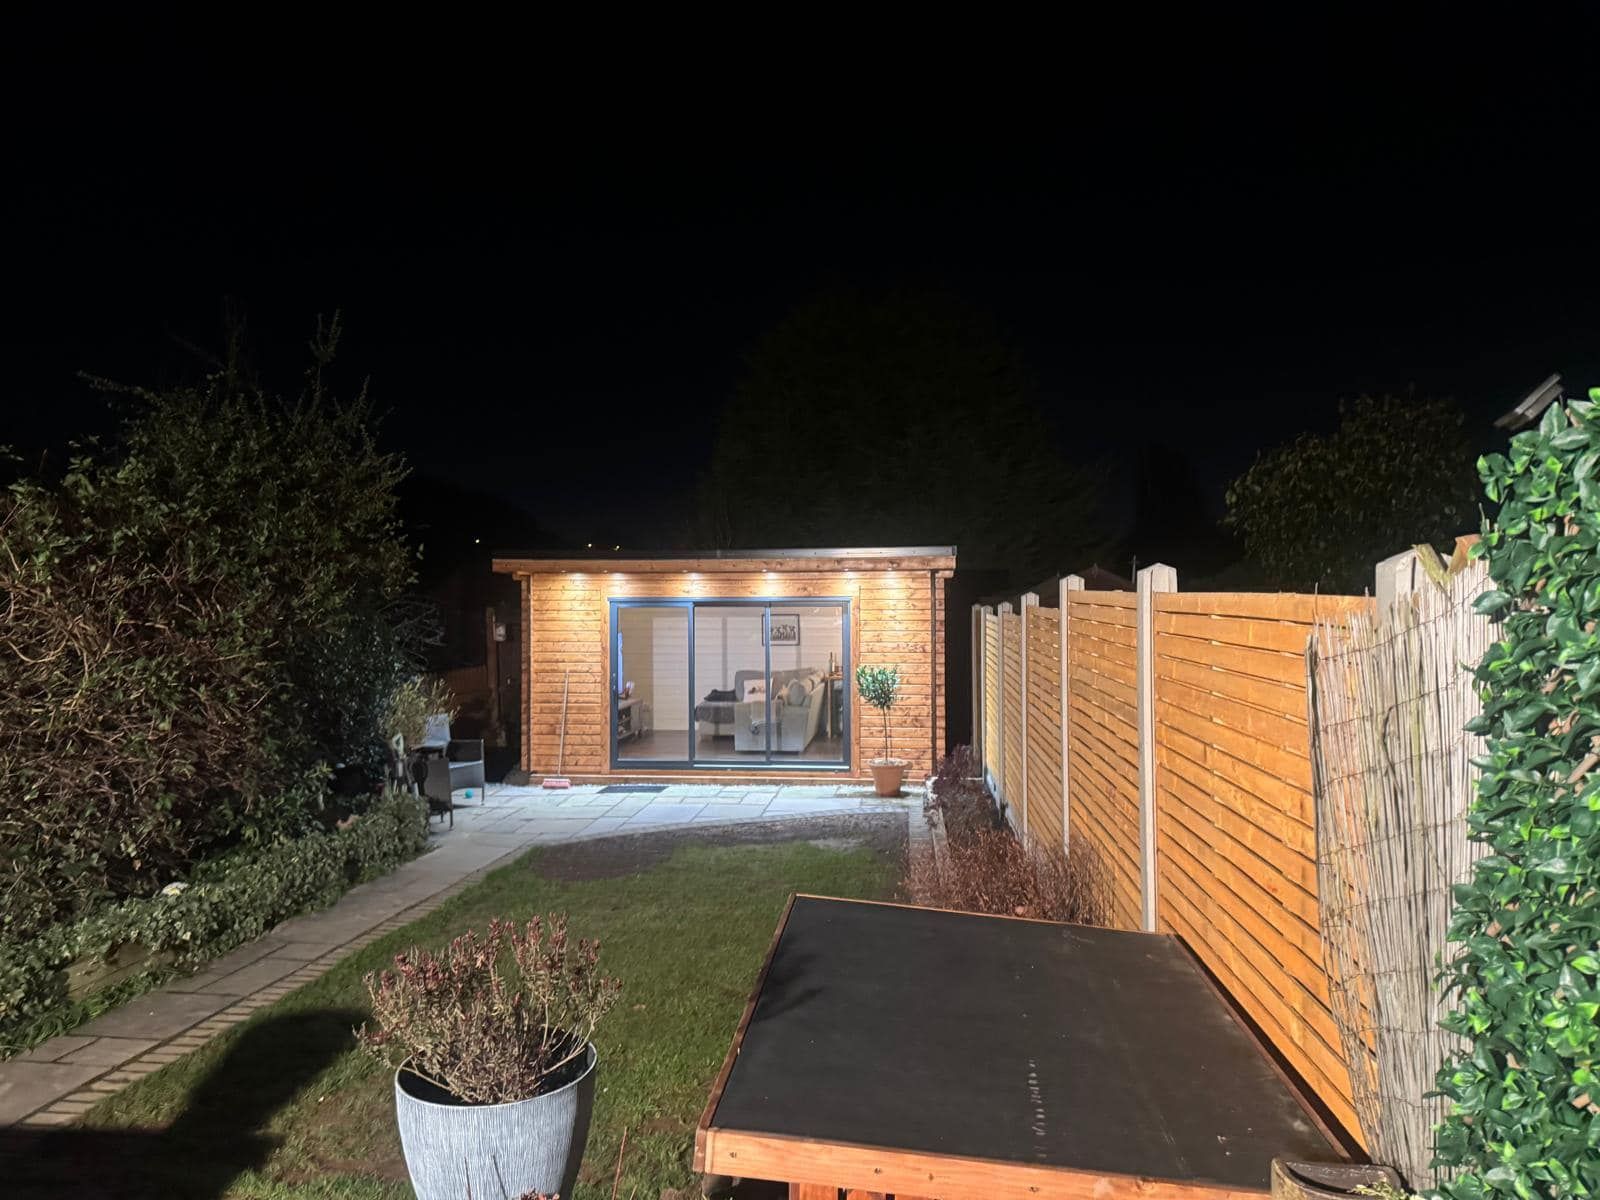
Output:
855 664 901 761
0 316 428 940
1433 391 1600 1200
0 788 427 1055
1224 393 1480 592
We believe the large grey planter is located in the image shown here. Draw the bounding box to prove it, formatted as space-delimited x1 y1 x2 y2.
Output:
394 1044 597 1200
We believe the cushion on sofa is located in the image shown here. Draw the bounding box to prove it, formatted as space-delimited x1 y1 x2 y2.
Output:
786 678 810 706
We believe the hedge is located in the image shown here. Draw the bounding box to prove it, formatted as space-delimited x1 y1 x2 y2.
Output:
0 788 428 1055
1434 390 1600 1200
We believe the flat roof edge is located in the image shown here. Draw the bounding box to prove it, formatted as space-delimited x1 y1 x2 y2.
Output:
494 546 955 562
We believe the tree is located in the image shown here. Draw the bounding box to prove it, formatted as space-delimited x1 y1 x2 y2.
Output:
1433 392 1600 1200
855 665 902 763
697 288 1106 580
1223 393 1480 592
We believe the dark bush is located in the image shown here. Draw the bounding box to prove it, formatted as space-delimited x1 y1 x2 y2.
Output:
908 827 1111 926
925 745 1005 842
912 748 1111 926
0 317 427 938
0 788 428 1054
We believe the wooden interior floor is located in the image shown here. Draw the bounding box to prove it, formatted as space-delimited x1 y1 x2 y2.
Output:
618 730 847 765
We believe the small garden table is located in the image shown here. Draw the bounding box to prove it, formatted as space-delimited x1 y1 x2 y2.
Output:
695 896 1348 1200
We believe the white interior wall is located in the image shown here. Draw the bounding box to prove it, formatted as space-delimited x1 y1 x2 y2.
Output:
649 614 688 729
623 605 847 713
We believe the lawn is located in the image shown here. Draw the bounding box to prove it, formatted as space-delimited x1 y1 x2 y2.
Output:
49 825 902 1199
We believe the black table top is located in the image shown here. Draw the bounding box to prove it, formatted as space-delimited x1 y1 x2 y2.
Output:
709 897 1341 1191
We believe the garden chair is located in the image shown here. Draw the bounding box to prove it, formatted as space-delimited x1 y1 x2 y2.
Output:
418 715 484 827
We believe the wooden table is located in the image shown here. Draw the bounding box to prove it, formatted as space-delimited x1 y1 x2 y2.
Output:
695 897 1348 1200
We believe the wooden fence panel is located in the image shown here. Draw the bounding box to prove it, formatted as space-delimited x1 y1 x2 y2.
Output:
1001 611 1023 820
1152 591 1373 1140
1066 592 1141 929
1026 606 1064 849
971 584 1380 1145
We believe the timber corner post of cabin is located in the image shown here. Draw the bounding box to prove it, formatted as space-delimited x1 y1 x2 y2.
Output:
489 547 955 788
695 895 1352 1200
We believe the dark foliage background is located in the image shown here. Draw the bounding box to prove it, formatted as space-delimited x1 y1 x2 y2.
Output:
0 319 427 938
1224 394 1481 593
696 289 1109 579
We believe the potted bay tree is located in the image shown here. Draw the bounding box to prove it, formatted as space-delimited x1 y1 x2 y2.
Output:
359 914 620 1200
856 664 908 796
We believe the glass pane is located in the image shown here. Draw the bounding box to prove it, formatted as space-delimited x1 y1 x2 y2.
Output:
768 605 846 764
693 604 768 763
615 606 689 762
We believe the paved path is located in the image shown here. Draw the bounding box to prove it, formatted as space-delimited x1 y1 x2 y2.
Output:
1 781 914 1129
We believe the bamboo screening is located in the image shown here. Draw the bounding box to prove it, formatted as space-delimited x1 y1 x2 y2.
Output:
1306 557 1490 1187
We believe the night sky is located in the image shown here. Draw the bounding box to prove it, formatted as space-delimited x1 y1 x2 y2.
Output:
6 11 1599 557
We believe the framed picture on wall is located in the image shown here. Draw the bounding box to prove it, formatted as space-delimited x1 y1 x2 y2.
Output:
768 612 801 647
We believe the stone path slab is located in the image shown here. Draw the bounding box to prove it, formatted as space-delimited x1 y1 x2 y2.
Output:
1 781 915 1128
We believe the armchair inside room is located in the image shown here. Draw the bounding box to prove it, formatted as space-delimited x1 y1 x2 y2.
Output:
733 669 827 753
417 714 484 826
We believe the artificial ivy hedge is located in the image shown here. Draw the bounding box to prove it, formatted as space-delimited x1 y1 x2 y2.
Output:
1435 392 1600 1200
0 788 428 1055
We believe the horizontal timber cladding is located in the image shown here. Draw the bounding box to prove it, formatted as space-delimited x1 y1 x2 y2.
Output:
509 563 950 782
1152 590 1373 1141
1025 605 1064 849
968 583 1379 1145
1065 591 1142 931
1001 611 1023 820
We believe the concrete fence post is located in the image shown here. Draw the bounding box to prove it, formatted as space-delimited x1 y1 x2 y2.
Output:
1135 563 1177 932
1020 592 1040 847
970 604 984 779
1375 546 1423 624
997 601 1013 818
1059 575 1084 850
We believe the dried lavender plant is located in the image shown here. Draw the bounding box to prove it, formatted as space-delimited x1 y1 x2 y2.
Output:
359 914 621 1104
908 827 1112 926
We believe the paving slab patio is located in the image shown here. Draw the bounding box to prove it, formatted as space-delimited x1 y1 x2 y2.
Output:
1 779 916 1128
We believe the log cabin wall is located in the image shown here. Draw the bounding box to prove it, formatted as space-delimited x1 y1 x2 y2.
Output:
493 552 954 784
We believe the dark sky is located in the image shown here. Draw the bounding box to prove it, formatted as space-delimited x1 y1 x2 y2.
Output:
5 10 1599 553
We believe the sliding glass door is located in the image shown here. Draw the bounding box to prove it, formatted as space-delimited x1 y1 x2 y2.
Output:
613 605 690 763
766 604 846 765
693 604 767 764
611 597 850 770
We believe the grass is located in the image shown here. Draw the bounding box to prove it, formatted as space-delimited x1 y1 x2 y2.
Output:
65 833 900 1199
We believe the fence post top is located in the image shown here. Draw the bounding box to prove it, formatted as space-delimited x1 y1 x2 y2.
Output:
999 601 1014 613
1136 563 1178 592
1062 574 1086 591
1021 592 1041 607
1374 548 1420 614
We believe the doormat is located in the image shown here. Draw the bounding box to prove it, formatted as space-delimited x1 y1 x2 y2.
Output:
597 784 669 795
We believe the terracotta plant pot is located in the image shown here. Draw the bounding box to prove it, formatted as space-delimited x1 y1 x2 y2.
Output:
869 759 909 797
